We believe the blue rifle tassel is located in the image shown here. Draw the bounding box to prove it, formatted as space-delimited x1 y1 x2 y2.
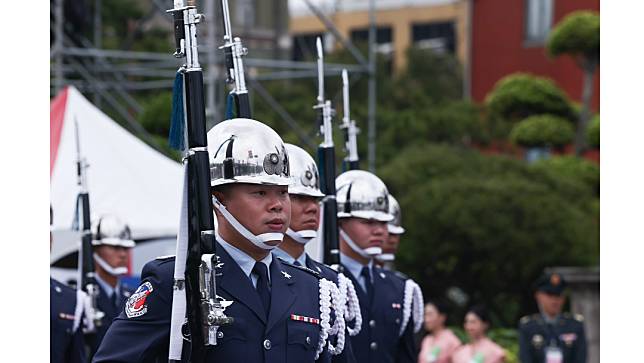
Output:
168 72 186 151
225 93 235 119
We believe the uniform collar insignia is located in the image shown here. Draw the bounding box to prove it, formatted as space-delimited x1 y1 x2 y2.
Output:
281 270 291 279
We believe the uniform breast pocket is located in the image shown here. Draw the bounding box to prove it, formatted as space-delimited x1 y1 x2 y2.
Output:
210 319 250 360
384 303 403 332
287 320 320 361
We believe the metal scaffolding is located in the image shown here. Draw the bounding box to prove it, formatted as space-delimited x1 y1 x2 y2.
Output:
51 0 378 170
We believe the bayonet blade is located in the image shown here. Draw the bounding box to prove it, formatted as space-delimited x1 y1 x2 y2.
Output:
342 69 350 126
316 37 324 104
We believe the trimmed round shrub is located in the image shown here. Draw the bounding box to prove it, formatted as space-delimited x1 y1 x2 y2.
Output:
485 73 574 121
509 115 575 148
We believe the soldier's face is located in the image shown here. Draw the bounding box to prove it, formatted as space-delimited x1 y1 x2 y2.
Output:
535 291 565 317
216 184 291 244
423 304 446 332
464 312 488 339
383 233 400 254
289 194 320 231
96 245 129 268
340 217 388 250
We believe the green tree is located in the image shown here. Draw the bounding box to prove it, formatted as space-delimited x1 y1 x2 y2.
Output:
509 114 575 149
532 155 599 196
485 73 574 122
547 11 600 155
586 115 600 149
379 144 598 326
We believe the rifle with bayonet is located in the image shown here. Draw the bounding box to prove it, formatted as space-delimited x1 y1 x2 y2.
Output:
314 37 342 271
73 119 105 334
167 1 233 361
340 69 360 171
220 0 251 118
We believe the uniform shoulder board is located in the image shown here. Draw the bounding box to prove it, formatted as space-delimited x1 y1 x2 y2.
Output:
155 254 176 261
562 313 584 323
277 258 321 278
394 270 409 280
519 315 532 325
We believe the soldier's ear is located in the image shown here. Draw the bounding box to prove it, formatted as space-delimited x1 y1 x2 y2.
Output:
212 186 230 206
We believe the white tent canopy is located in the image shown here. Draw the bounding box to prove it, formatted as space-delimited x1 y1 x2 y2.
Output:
50 86 182 263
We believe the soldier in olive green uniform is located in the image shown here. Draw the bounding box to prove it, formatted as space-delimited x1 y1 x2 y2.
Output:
518 272 587 363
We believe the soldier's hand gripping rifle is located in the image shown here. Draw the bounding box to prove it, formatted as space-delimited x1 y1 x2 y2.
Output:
315 37 342 270
340 69 360 171
220 0 251 118
167 1 232 361
73 119 105 333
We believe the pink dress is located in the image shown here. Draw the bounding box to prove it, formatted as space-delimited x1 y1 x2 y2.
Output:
418 329 462 363
450 337 505 363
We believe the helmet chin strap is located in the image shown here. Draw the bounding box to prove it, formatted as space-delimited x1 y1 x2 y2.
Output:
212 196 283 250
376 253 396 262
339 229 382 259
93 253 128 276
286 228 317 245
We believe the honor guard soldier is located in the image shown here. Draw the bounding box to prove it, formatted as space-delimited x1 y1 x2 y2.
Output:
51 206 87 363
518 272 587 363
273 143 359 363
94 118 336 362
336 170 417 363
86 215 135 356
375 194 424 347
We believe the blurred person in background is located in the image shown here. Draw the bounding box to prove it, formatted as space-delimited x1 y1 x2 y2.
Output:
418 300 461 363
86 215 135 356
451 305 505 363
50 205 87 363
518 272 586 363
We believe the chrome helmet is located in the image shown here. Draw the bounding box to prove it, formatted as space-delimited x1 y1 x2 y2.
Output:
207 118 291 187
387 194 405 234
336 170 393 222
285 143 324 198
91 215 135 248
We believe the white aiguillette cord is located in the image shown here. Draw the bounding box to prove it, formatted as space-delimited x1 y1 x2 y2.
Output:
169 164 189 361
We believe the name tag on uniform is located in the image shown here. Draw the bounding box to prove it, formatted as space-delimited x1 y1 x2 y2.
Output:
290 314 320 325
545 347 563 363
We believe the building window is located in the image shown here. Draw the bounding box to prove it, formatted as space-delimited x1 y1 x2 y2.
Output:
292 33 323 61
350 27 394 72
350 27 393 55
411 21 456 54
525 0 554 43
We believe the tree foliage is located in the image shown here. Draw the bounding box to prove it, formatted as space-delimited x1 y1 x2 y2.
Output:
379 144 598 326
509 114 575 148
547 11 600 61
485 73 574 122
586 115 600 149
532 155 599 196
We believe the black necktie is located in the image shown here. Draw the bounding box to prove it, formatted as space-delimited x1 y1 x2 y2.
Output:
293 260 302 266
252 262 271 318
111 291 118 310
360 266 373 302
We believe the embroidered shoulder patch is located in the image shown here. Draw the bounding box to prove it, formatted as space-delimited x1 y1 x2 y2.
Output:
125 282 154 318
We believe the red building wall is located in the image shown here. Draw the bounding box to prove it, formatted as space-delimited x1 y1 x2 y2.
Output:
471 0 599 111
